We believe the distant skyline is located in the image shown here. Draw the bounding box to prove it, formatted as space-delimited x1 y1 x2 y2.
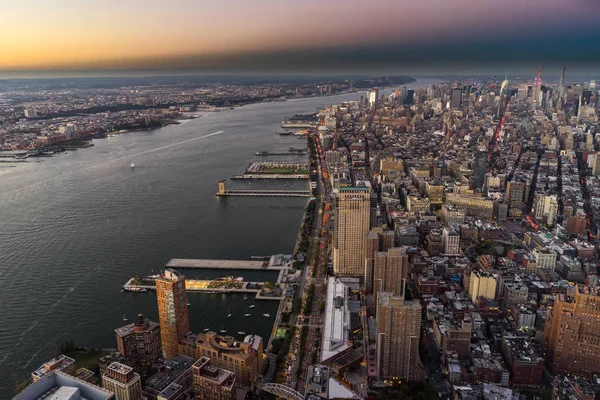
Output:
2 0 600 75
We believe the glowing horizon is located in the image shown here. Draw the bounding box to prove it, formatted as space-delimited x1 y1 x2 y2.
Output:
2 0 599 72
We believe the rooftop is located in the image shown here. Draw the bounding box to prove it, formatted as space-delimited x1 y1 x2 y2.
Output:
321 278 351 363
13 371 113 400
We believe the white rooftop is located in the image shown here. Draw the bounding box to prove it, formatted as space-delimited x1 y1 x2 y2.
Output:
321 277 350 363
328 378 359 399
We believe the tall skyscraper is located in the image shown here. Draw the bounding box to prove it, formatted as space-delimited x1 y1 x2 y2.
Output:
473 150 487 191
559 66 566 99
101 362 142 400
506 180 524 219
115 314 162 375
451 88 462 109
373 248 408 297
156 269 190 359
376 291 424 381
543 285 600 378
368 88 379 109
333 187 371 276
365 229 396 293
532 66 543 107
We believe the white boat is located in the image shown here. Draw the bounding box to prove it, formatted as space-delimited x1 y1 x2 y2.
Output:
130 162 135 168
187 303 191 306
244 294 248 300
244 308 251 317
122 315 128 322
263 313 270 317
220 324 227 333
203 328 210 332
228 309 232 318
238 331 245 335
124 287 148 292
248 305 255 309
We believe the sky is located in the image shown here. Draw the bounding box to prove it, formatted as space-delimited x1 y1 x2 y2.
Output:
1 0 600 75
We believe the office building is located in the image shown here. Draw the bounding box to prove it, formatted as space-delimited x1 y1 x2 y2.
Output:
531 248 557 270
373 248 408 298
376 292 424 381
440 204 465 226
532 194 558 226
368 88 379 109
101 363 142 400
442 228 460 256
543 285 600 378
191 356 235 400
156 269 190 359
506 181 524 219
14 370 114 400
365 229 396 293
451 88 462 109
565 212 587 235
468 270 497 303
32 355 77 382
502 337 543 389
365 230 380 294
333 187 371 276
379 157 404 176
115 314 162 375
446 193 494 221
406 195 431 214
532 66 543 107
179 333 262 386
473 150 487 191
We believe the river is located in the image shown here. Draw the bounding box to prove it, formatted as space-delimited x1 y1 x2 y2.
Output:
0 79 436 396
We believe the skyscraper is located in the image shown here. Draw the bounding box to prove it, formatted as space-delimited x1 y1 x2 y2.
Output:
156 269 190 359
532 66 543 107
373 248 408 298
115 314 162 375
506 180 524 220
365 229 396 293
473 150 487 191
451 88 462 109
376 291 424 381
368 88 379 109
542 285 600 378
101 362 142 400
333 187 371 276
559 66 566 99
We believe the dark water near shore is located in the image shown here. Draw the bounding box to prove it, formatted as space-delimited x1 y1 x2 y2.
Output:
0 80 435 396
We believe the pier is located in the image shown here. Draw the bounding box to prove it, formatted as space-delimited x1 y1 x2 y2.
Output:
123 256 294 300
254 151 306 156
231 174 309 180
216 181 310 197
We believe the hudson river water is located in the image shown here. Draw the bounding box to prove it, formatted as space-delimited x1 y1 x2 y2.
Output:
0 80 435 396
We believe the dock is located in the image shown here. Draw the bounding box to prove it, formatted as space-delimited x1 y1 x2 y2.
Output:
217 180 310 197
254 151 306 156
123 256 293 300
217 190 310 197
167 259 266 269
231 174 309 180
